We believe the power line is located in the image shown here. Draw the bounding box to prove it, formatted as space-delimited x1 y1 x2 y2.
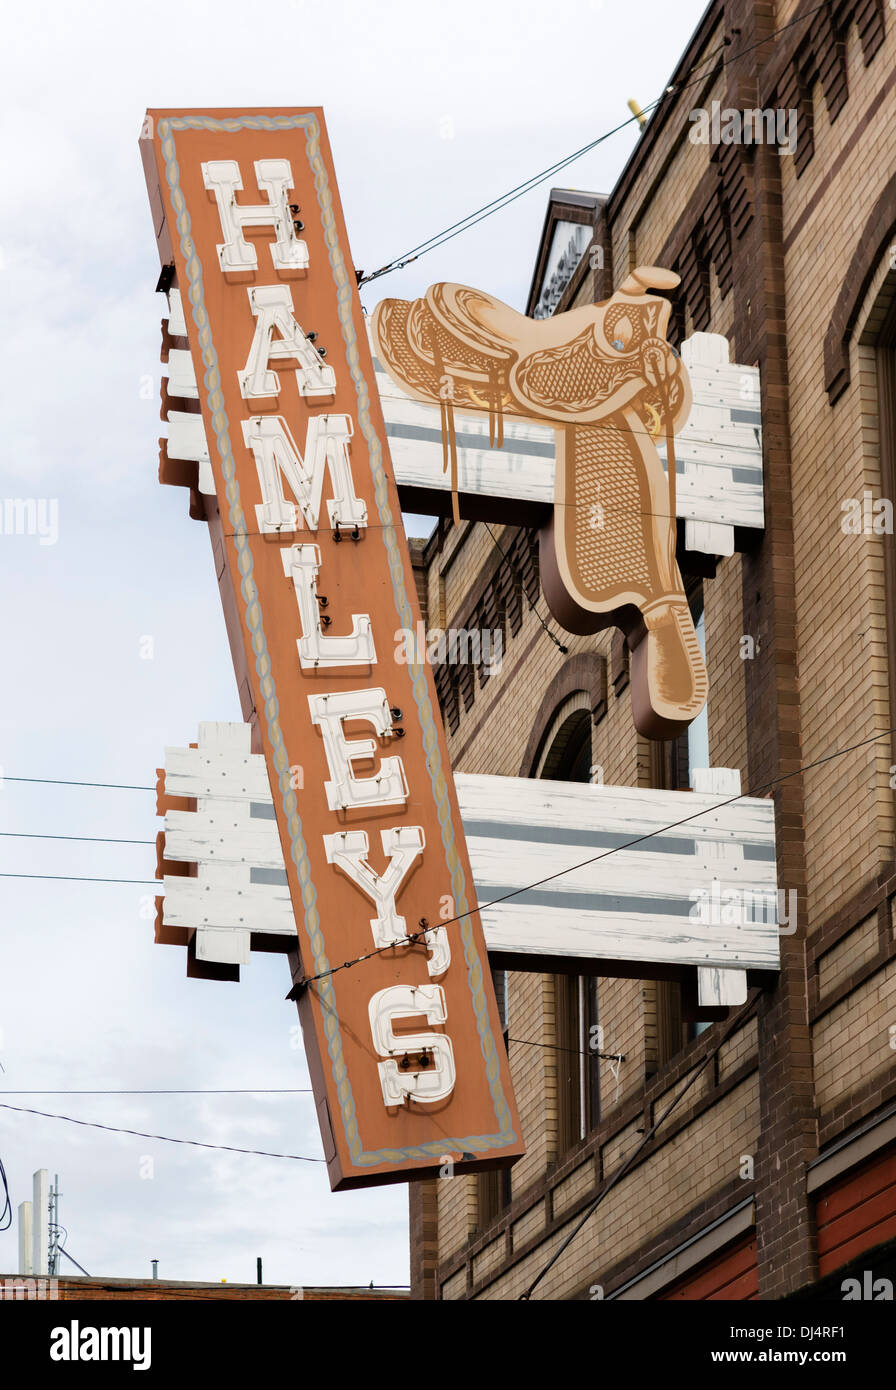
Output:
0 1102 325 1163
519 994 760 1299
358 2 832 285
0 1155 11 1233
507 1037 625 1064
0 831 155 846
0 1089 313 1096
0 1053 618 1090
2 776 154 791
0 873 157 885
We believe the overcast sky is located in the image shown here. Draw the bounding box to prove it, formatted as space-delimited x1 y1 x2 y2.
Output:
0 0 708 1288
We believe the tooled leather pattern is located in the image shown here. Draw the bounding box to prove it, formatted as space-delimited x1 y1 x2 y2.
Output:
515 326 647 414
404 301 512 389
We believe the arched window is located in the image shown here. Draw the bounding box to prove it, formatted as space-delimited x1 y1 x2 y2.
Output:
531 694 594 784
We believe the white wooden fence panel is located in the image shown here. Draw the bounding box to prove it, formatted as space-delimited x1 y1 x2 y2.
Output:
155 727 780 984
473 902 777 971
162 874 293 933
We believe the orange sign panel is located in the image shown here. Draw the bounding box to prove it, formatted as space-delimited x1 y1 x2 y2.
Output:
140 108 523 1189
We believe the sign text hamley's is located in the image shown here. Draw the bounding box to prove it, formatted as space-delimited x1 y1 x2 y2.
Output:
140 109 523 1189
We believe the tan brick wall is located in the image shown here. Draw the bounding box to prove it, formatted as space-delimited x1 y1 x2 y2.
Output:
817 912 880 1001
437 1168 477 1262
512 1199 546 1248
623 73 722 274
425 8 896 1298
718 1016 759 1081
472 1234 506 1285
610 52 724 287
813 958 896 1115
507 972 555 1185
452 1076 760 1300
597 978 649 1114
781 20 896 926
553 1156 597 1219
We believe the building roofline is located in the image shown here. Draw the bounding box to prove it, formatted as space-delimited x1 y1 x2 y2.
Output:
606 0 722 221
525 190 607 317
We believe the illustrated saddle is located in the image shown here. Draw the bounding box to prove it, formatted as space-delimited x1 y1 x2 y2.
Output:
371 267 708 740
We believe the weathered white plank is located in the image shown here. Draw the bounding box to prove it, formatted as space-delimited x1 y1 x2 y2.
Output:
476 902 778 971
164 807 284 869
166 411 209 465
454 773 777 849
165 814 777 904
457 829 774 891
156 728 780 980
165 411 215 495
163 744 272 802
167 348 199 399
162 873 293 934
196 926 252 965
161 868 778 969
686 517 736 558
167 287 188 337
698 967 749 1006
374 372 555 507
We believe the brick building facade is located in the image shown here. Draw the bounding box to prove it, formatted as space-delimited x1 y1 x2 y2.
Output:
404 0 896 1300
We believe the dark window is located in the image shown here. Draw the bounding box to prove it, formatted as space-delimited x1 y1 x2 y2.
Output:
537 708 592 783
477 967 512 1228
536 698 601 1152
556 973 601 1150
